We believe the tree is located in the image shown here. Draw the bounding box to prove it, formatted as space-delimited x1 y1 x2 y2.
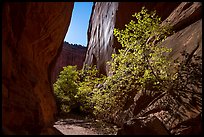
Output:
92 7 175 120
53 65 105 115
53 65 79 113
75 65 105 114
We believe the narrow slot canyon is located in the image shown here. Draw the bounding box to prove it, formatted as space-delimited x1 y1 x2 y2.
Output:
2 2 202 135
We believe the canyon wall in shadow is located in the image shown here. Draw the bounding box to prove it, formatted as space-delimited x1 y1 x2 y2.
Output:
2 2 74 134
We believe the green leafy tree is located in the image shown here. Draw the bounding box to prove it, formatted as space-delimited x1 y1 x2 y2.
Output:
53 65 79 113
92 7 176 119
53 8 179 121
76 65 105 114
53 64 105 115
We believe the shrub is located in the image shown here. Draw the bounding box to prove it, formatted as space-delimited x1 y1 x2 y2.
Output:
76 65 105 114
53 65 105 115
53 65 79 113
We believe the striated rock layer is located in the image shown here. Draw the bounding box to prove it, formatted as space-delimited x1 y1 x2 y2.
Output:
51 42 87 84
84 2 180 75
2 2 74 134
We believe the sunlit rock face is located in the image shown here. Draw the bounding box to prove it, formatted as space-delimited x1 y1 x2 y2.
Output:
51 42 87 84
84 2 118 75
85 2 202 135
84 2 180 75
116 2 202 135
161 2 202 60
2 2 74 134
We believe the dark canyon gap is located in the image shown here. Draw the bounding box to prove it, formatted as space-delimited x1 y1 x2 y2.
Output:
2 2 74 134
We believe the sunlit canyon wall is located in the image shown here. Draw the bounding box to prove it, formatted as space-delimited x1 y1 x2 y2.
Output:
84 2 202 135
84 2 181 75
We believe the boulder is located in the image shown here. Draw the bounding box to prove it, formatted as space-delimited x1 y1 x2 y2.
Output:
117 116 169 135
170 114 202 135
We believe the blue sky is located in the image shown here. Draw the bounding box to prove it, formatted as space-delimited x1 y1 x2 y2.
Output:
64 2 93 47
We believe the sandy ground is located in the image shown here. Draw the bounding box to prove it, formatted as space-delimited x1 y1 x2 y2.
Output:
53 114 118 135
54 124 98 135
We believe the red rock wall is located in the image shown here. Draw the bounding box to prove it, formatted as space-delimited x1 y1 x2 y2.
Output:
84 2 180 75
51 42 87 84
2 2 74 134
161 2 202 60
84 2 118 75
84 2 202 135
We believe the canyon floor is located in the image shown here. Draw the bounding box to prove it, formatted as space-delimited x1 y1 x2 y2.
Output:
53 113 118 135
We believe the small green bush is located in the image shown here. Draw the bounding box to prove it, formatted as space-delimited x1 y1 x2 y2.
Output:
76 65 105 114
53 65 105 114
53 65 79 113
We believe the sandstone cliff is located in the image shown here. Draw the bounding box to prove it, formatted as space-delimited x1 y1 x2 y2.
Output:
51 42 87 84
2 2 74 134
84 2 202 135
84 2 180 75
